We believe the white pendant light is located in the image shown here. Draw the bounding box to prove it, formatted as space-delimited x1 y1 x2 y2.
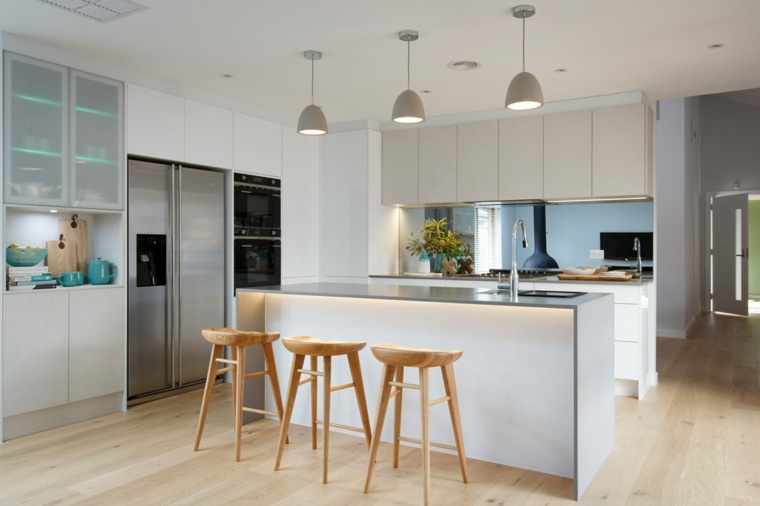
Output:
392 30 425 124
298 50 328 135
505 5 544 111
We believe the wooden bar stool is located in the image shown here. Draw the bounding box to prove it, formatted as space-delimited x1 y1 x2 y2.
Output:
364 343 468 505
275 335 373 484
194 327 286 462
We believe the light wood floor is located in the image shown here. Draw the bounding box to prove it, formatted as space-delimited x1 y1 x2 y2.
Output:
2 312 760 505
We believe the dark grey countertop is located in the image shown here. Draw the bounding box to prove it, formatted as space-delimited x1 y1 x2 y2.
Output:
239 282 612 309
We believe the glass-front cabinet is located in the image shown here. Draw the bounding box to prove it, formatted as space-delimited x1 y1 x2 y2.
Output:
3 52 124 210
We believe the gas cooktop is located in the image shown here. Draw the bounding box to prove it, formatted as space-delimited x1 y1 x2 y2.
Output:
452 268 562 280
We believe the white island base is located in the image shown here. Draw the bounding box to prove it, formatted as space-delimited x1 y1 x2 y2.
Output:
238 283 614 500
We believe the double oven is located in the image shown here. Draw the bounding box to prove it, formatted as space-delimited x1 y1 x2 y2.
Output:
233 173 281 291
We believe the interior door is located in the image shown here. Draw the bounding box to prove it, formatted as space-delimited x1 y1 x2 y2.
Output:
713 193 749 316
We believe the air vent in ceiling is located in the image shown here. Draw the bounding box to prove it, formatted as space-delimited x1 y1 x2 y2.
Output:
36 0 146 23
447 61 482 71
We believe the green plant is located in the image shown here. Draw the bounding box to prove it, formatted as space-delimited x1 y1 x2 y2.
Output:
406 217 472 258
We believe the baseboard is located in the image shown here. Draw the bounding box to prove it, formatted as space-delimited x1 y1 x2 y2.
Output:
3 392 123 441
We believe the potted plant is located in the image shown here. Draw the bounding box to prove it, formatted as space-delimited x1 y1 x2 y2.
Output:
406 218 472 272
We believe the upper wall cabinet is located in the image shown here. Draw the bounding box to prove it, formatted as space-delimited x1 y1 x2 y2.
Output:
592 104 654 198
419 125 457 204
543 110 592 200
381 129 418 205
184 99 233 168
499 115 543 200
3 53 124 210
233 113 282 177
457 121 498 202
127 85 234 170
126 84 184 161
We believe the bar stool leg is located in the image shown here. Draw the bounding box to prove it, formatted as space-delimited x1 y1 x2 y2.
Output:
261 343 286 424
194 343 224 451
275 353 305 470
442 363 469 483
392 366 404 468
322 356 332 484
234 345 246 462
364 364 397 493
419 367 431 506
310 355 318 450
347 351 373 447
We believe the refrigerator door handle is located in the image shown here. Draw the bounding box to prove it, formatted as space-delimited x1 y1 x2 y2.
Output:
175 166 183 385
169 165 178 387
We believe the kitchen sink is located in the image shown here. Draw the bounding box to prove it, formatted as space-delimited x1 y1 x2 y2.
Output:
480 289 586 298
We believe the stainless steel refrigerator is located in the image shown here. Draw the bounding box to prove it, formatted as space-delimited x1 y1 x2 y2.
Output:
127 159 225 402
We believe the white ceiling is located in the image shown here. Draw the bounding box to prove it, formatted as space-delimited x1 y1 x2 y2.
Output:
2 0 760 125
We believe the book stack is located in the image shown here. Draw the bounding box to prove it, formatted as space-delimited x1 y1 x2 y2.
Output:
7 266 56 291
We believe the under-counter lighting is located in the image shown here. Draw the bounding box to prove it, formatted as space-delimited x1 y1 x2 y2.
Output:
50 209 58 213
545 196 651 204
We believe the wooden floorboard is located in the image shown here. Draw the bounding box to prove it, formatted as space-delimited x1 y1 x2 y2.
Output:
2 312 760 504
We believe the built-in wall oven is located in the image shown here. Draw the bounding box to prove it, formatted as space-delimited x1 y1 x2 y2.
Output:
233 173 281 291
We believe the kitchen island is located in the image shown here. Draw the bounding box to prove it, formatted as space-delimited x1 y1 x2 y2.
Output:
237 282 614 500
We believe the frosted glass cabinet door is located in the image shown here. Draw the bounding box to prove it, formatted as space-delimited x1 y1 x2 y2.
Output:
3 53 68 205
70 70 124 210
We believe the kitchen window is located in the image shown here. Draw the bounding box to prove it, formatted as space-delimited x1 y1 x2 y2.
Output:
475 207 502 271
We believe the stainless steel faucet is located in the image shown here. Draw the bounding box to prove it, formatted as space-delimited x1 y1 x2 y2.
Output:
511 219 528 299
633 237 642 274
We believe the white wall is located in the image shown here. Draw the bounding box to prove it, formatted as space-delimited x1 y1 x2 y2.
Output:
656 98 701 338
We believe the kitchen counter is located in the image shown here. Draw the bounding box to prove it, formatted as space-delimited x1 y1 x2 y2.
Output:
369 273 654 286
237 282 614 500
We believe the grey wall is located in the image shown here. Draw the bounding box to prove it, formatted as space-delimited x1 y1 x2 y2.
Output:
701 95 760 193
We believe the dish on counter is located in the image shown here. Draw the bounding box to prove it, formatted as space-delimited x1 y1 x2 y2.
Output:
563 267 597 276
600 271 628 277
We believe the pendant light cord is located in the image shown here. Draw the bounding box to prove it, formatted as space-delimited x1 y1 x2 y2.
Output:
406 39 411 90
310 57 315 105
521 16 526 72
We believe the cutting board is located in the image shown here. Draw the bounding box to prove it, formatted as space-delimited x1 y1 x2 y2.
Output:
557 274 632 282
46 237 77 278
59 217 88 276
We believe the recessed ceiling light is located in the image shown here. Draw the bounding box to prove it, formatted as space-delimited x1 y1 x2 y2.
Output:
554 68 567 73
221 74 234 78
447 61 482 71
421 90 432 94
708 43 724 49
36 0 146 23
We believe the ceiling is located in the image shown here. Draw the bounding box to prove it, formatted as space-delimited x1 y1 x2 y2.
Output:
2 0 760 125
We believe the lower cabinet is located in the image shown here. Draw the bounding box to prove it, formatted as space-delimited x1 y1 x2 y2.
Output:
2 287 125 418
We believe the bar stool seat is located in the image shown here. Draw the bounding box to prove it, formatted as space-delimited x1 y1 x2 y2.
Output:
364 342 468 506
194 327 286 462
275 335 373 484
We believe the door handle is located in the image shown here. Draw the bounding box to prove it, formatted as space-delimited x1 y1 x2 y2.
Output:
736 248 749 258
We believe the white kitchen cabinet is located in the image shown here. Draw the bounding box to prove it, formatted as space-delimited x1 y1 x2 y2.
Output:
281 126 319 282
499 115 543 200
69 288 125 402
457 121 498 202
126 84 184 161
533 278 653 399
233 113 282 177
4 54 124 210
324 130 369 278
2 287 126 429
2 290 69 416
127 86 234 169
184 99 233 169
419 125 457 204
543 110 592 200
592 104 654 198
381 129 418 205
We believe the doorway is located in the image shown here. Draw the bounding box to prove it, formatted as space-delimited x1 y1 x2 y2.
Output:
709 192 760 315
